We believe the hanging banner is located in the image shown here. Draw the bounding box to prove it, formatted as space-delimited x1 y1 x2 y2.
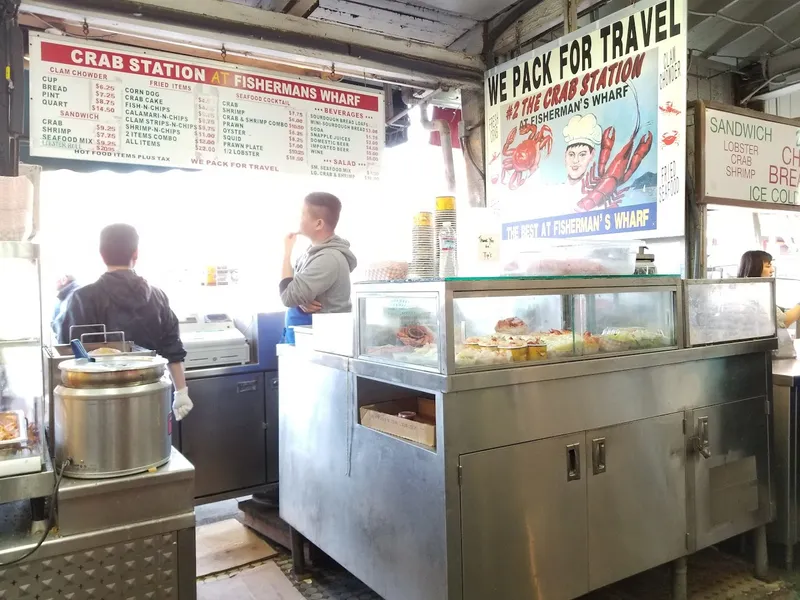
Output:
485 0 687 241
28 33 383 180
700 104 800 207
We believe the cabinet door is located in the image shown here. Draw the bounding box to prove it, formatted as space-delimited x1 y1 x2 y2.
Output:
265 374 279 484
460 434 588 600
182 373 267 499
586 413 686 591
691 397 770 550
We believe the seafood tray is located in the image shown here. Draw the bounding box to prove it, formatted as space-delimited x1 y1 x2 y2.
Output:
0 410 27 447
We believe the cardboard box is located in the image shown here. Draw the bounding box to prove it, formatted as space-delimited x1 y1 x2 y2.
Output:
359 398 436 448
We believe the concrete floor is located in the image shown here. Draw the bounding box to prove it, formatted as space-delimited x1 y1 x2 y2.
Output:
195 500 799 600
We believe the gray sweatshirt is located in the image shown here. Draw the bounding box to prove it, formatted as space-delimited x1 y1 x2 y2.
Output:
280 235 358 313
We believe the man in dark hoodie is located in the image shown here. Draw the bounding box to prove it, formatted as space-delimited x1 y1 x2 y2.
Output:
280 192 357 330
57 224 193 421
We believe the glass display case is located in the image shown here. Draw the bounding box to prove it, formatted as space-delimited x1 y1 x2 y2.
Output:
355 277 681 374
0 242 47 478
684 279 776 346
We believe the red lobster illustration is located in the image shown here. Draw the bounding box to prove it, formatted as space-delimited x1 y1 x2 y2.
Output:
659 101 681 116
500 123 553 190
577 90 653 211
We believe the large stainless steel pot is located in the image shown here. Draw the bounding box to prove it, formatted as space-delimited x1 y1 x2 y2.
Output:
55 356 172 479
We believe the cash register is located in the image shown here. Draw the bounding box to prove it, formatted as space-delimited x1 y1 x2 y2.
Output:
179 313 250 369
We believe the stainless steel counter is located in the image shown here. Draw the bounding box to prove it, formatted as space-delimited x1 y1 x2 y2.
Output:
770 350 800 567
0 448 196 600
280 343 773 600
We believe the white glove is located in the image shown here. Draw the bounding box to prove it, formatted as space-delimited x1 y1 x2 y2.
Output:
172 388 193 421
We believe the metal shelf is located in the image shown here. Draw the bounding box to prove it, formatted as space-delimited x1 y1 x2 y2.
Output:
0 241 39 260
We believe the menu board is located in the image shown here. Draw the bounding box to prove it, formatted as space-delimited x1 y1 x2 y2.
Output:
28 33 384 180
702 107 800 207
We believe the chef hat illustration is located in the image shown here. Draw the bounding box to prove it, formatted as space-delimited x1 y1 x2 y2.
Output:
563 114 602 149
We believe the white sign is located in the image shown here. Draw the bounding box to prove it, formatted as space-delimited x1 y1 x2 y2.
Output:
485 0 687 242
703 108 800 206
477 233 499 262
28 33 383 181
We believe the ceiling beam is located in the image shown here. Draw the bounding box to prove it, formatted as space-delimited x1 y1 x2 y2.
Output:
20 0 483 89
283 0 319 18
491 0 605 56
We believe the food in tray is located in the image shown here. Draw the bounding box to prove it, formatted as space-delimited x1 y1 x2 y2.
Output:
0 412 21 442
366 345 405 357
395 344 438 366
599 328 670 352
495 317 529 335
397 325 436 348
582 332 600 355
89 347 122 356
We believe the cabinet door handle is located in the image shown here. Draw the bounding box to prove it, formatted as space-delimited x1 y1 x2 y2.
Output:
592 437 606 475
237 380 258 393
566 443 581 481
693 416 711 459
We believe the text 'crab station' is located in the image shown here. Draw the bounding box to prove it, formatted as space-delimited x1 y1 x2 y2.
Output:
486 0 682 106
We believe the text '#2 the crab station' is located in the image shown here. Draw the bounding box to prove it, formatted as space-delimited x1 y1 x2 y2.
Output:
486 0 682 107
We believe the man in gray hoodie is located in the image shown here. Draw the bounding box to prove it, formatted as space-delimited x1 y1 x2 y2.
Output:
280 192 358 318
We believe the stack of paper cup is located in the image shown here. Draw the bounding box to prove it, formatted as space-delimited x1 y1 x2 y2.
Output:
410 212 435 279
434 196 457 272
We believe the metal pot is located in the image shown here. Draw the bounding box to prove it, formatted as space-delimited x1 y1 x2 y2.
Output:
54 370 172 480
58 356 167 388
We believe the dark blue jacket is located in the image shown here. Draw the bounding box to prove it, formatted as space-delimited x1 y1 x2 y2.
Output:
57 270 186 363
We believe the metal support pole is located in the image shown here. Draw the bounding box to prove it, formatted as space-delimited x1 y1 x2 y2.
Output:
290 526 307 576
754 525 769 580
563 0 578 35
0 0 23 178
671 556 687 600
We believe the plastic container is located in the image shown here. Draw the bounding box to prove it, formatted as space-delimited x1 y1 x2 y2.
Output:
504 240 642 276
526 344 548 361
499 344 527 362
438 222 458 277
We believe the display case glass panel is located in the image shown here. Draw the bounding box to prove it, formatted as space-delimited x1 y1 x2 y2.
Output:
0 243 46 475
454 294 573 368
358 294 440 370
453 288 676 370
575 290 676 355
685 279 775 346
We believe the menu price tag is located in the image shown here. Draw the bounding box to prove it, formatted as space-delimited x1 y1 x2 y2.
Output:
28 33 384 181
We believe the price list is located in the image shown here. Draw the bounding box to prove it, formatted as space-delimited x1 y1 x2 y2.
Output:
195 94 218 156
29 34 384 179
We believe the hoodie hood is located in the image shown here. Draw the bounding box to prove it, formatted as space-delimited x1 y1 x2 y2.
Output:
306 235 357 272
96 270 154 310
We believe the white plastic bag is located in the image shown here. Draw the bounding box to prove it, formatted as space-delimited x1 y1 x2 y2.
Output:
774 328 796 359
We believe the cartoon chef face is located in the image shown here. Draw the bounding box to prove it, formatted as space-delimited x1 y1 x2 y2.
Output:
562 114 602 184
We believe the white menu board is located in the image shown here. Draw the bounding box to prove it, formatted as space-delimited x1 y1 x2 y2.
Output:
702 107 800 206
28 33 383 181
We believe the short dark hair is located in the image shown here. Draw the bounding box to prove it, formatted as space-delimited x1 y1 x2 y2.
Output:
100 224 139 267
566 143 594 153
737 250 772 278
304 192 342 230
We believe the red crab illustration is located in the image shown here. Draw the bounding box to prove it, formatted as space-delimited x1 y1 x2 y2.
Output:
659 102 681 116
661 130 680 147
577 96 653 211
500 123 553 190
489 151 500 165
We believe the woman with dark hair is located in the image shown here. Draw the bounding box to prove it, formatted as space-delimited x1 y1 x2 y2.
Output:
738 250 800 328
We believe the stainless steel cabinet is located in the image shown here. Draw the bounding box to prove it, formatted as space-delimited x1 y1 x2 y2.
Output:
690 397 771 550
265 374 279 484
460 433 589 600
587 414 686 590
181 372 267 499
